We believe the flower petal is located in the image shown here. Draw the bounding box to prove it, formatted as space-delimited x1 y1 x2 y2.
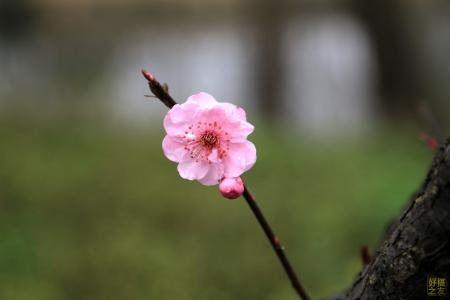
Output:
186 92 217 108
198 162 224 186
177 159 210 181
163 103 200 136
218 102 247 122
229 121 254 142
234 106 247 121
207 148 221 163
163 106 186 136
224 141 257 177
162 135 187 162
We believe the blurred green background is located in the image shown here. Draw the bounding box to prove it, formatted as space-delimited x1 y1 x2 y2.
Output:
1 0 449 299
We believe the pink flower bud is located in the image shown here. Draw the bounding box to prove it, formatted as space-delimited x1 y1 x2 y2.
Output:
419 132 439 150
219 177 244 199
141 69 155 81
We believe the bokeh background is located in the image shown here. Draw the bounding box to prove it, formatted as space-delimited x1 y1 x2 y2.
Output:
1 0 450 299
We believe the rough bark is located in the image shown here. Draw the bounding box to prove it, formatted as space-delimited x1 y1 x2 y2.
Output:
335 139 450 300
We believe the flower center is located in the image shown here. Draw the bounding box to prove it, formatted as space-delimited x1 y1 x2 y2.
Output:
201 131 218 147
182 122 230 163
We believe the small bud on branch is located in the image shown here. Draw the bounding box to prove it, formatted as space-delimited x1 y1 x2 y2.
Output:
141 69 177 109
219 177 245 199
419 132 439 151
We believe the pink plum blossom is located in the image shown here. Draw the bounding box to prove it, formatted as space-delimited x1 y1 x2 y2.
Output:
162 92 256 186
219 177 245 199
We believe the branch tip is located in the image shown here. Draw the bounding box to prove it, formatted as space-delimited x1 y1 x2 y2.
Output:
141 69 155 82
141 69 177 109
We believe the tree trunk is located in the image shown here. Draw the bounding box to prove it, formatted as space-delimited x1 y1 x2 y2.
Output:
336 139 450 300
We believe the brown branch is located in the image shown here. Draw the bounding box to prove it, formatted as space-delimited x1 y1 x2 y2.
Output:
337 140 450 300
142 70 311 300
243 185 311 300
142 70 176 109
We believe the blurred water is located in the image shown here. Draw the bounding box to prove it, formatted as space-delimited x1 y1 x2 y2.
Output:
283 13 376 135
0 37 55 104
1 6 449 132
0 14 380 135
109 15 377 135
107 22 258 122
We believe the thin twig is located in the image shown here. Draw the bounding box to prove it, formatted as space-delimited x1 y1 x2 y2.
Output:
243 185 311 300
142 70 311 300
360 245 371 266
417 102 445 144
142 70 177 109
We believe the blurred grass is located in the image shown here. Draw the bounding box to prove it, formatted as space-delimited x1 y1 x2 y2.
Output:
0 113 432 300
